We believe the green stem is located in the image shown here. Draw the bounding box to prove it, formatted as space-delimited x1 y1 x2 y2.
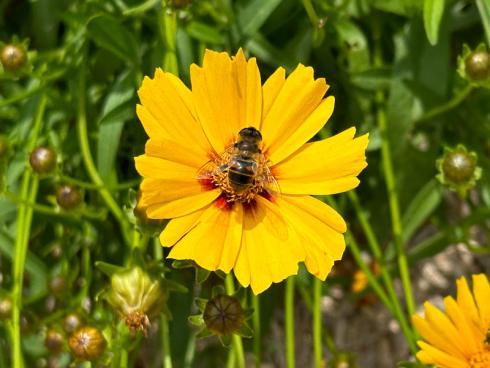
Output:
348 191 417 353
77 55 131 248
252 293 261 368
57 174 140 191
313 278 322 368
10 94 47 368
183 331 197 368
301 0 319 27
159 3 178 75
373 27 415 319
224 274 245 368
414 84 473 126
285 277 295 368
161 315 173 368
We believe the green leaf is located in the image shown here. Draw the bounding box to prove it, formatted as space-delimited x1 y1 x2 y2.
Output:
424 0 445 45
236 0 282 36
96 71 135 181
401 180 442 243
476 0 490 47
185 21 226 45
351 67 392 91
87 15 139 64
95 261 125 277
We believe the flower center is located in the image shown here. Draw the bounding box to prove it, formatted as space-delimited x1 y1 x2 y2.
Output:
469 349 490 368
211 166 268 204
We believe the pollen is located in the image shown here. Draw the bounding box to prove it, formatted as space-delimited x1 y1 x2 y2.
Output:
211 168 265 204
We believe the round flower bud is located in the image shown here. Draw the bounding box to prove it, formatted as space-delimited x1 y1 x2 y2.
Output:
44 329 64 354
68 326 106 361
63 313 82 334
56 185 82 210
0 297 13 319
106 267 166 334
0 135 8 158
133 191 164 233
442 151 476 184
29 147 57 174
0 44 27 72
203 294 245 336
465 51 490 81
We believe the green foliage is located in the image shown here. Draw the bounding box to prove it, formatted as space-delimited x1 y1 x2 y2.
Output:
0 0 489 367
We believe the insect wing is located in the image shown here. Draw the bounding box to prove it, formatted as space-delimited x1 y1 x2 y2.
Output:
257 154 281 198
196 145 235 180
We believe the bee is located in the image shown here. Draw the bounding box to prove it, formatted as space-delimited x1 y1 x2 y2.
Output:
198 127 280 197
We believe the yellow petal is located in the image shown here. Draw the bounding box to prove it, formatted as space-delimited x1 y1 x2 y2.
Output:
168 204 243 273
262 67 286 120
411 315 467 360
417 341 468 368
145 138 209 169
472 273 490 333
146 189 221 219
268 96 335 165
261 65 328 161
190 49 262 154
443 296 480 354
160 208 205 247
456 276 480 331
137 69 210 157
274 130 368 195
234 197 302 294
135 155 205 205
277 195 346 279
424 301 472 357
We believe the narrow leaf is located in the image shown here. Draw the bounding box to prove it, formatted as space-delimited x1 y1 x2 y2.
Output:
236 0 282 36
476 0 490 47
423 0 445 45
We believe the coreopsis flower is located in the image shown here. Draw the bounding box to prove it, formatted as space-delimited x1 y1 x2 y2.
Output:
135 49 369 294
412 274 490 368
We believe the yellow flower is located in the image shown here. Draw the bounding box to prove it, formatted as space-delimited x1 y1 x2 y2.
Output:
135 49 368 294
412 274 490 368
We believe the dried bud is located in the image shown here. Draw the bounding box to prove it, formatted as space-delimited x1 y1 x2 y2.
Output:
0 44 27 72
48 275 67 295
436 145 481 198
68 326 106 361
203 294 245 336
465 50 490 81
0 135 8 158
29 147 57 174
56 185 82 210
0 296 13 319
44 329 64 354
106 267 166 334
63 313 82 334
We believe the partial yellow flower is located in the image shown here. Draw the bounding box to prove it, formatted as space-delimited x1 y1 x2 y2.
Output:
135 49 368 294
412 274 490 368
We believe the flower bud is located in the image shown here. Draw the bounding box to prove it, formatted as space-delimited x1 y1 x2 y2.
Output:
0 296 12 319
48 275 67 296
63 313 82 334
133 192 164 233
44 329 64 354
465 50 490 81
0 135 8 158
29 147 57 174
436 145 481 198
0 44 27 72
106 267 166 334
56 185 82 210
68 326 106 361
203 294 245 336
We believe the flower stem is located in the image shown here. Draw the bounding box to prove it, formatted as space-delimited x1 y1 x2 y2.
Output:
414 84 473 126
159 2 179 75
77 53 131 248
224 274 245 368
348 191 417 353
285 276 295 368
251 293 261 368
313 278 323 368
373 26 416 319
161 315 173 368
10 94 47 368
